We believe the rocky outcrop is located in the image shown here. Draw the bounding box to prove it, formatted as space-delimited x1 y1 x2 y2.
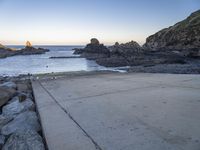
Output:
74 39 186 67
0 41 49 58
143 9 200 57
19 41 49 55
109 41 143 56
73 38 110 59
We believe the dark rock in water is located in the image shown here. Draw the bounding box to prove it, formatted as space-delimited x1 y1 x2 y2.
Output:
19 46 49 55
90 38 100 45
143 9 200 57
84 38 110 54
2 130 45 150
73 38 111 65
0 42 49 58
73 48 83 54
0 45 16 58
73 38 110 56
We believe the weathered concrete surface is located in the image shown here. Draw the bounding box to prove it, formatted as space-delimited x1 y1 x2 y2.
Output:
32 72 200 150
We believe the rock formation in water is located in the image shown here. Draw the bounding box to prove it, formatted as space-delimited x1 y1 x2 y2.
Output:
73 38 110 59
143 9 200 57
0 44 15 58
26 41 32 47
0 42 49 59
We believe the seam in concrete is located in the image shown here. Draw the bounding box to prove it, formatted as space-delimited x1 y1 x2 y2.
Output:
51 85 160 103
38 81 102 150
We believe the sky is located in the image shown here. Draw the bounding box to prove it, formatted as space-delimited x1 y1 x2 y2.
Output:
0 0 199 45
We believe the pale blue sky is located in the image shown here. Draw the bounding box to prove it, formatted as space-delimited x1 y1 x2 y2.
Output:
0 0 199 45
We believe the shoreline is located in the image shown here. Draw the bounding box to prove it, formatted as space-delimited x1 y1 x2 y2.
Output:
1 62 200 79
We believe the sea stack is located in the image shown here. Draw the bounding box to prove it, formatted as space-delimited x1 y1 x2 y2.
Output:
26 41 32 48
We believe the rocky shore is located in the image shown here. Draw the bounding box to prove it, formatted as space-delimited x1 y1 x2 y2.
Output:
74 10 200 74
0 76 45 149
0 41 49 59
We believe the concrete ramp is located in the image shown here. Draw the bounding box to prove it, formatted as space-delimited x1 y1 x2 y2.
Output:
32 72 200 150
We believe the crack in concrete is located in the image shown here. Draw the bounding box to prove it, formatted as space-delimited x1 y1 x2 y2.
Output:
38 81 102 150
60 85 160 102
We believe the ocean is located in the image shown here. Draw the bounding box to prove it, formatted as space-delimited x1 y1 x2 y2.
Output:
0 46 126 76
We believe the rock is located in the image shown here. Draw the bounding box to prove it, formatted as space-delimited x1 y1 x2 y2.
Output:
26 41 32 47
19 46 49 55
2 130 45 150
143 9 200 57
0 134 5 149
0 42 49 59
0 87 16 107
21 98 35 111
0 44 15 58
74 38 110 55
73 48 83 54
1 111 41 135
8 96 19 104
90 38 100 45
2 98 35 117
0 81 17 89
109 41 143 56
17 92 27 102
17 83 30 93
0 115 13 129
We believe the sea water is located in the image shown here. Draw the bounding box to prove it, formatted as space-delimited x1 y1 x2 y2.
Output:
0 46 127 76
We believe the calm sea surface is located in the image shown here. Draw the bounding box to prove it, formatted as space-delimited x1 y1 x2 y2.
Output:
0 46 127 76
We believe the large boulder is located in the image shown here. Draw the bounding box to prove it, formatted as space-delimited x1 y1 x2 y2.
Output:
2 98 35 118
0 87 16 107
0 81 17 90
2 130 45 150
74 38 110 56
1 111 40 135
90 38 100 45
0 115 13 129
143 10 200 57
84 38 110 54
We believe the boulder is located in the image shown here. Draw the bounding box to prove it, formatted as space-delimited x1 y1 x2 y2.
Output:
90 38 100 45
17 83 30 93
143 9 200 57
2 130 45 150
0 115 13 129
0 87 16 107
76 38 110 55
1 111 41 135
0 81 17 90
0 135 5 149
2 98 35 118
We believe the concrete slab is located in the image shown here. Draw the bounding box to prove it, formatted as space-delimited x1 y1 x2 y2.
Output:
32 81 98 150
32 72 200 150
